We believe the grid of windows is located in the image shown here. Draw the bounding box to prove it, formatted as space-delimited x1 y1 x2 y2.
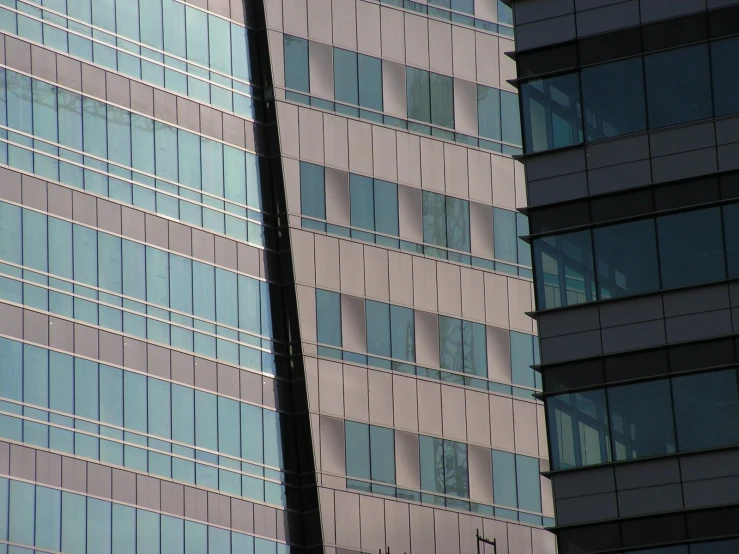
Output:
521 37 739 153
0 0 255 114
0 202 280 370
532 203 739 310
547 368 739 471
0 68 267 244
0 476 289 554
314 289 541 396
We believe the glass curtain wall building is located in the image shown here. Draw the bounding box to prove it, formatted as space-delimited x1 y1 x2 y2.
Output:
508 1 739 554
0 0 553 551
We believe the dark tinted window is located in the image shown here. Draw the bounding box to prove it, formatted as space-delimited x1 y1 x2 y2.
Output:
657 207 725 289
672 369 739 452
593 219 660 299
722 203 739 278
521 73 582 153
581 57 647 141
645 44 712 128
608 380 676 461
712 38 739 117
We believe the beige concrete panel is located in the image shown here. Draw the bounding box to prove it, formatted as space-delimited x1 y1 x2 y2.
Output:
428 19 453 75
404 12 429 68
357 0 382 56
380 6 405 63
489 395 515 451
454 78 478 137
314 234 341 290
344 364 369 422
461 267 485 322
513 400 540 457
319 359 344 417
298 107 325 164
388 251 414 306
324 113 350 170
392 374 419 432
290 229 316 285
417 380 442 435
466 390 492 446
484 273 510 328
307 0 333 41
373 126 398 181
264 0 283 29
475 32 500 88
508 278 534 333
283 0 308 35
441 384 467 441
332 0 357 49
296 284 318 342
492 153 516 209
383 60 408 119
499 38 517 93
368 370 394 427
397 132 421 186
364 245 390 301
339 240 366 296
437 263 462 317
283 157 301 214
444 143 469 197
452 25 476 80
420 138 445 192
348 120 374 175
412 257 438 312
276 102 300 158
469 149 493 204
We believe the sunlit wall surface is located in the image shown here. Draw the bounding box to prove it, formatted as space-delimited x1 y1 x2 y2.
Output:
0 0 552 552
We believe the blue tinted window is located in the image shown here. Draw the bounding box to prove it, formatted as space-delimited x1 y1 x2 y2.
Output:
316 289 342 347
345 420 370 480
581 58 647 141
594 219 659 299
35 486 61 550
497 0 512 25
439 316 463 373
494 208 517 263
419 435 444 495
350 174 375 232
334 48 359 106
422 192 447 248
358 54 383 111
608 379 676 461
724 204 739 278
374 180 399 237
112 503 137 554
8 480 34 545
366 300 391 357
61 492 86 554
430 72 454 129
533 230 596 310
712 37 739 117
492 449 517 508
510 332 535 388
162 515 185 554
390 305 415 362
516 213 531 267
672 369 739 452
521 73 583 153
657 207 725 290
299 162 325 220
446 197 470 253
515 455 541 513
407 67 431 123
478 85 501 141
370 425 395 484
547 389 611 470
501 91 522 146
88 498 112 554
443 440 468 498
463 321 487 377
284 35 309 93
645 44 712 129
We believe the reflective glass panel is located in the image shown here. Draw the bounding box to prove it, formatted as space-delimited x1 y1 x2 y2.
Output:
284 35 309 93
645 44 712 129
521 73 583 153
712 37 739 117
407 67 431 123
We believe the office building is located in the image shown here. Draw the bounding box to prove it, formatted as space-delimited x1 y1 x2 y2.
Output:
508 0 739 553
0 0 553 552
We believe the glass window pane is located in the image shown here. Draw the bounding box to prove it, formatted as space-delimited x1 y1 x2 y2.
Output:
345 420 370 480
138 510 161 554
162 515 185 554
494 208 517 263
316 289 342 347
547 389 611 470
645 44 712 129
443 440 468 498
446 197 470 253
334 48 359 105
463 321 486 378
299 162 325 219
516 213 531 267
533 230 596 310
516 455 542 513
284 35 309 93
439 316 463 373
35 486 61 550
407 67 431 123
358 54 382 111
366 300 391 357
61 492 86 554
430 72 454 129
8 480 34 545
581 58 647 141
712 37 739 117
374 180 398 237
510 331 534 388
672 369 739 452
419 435 445 495
723 203 739 279
501 91 522 146
657 207 725 290
350 174 375 231
195 390 218 450
608 379 676 461
112 503 136 554
478 85 501 141
370 425 395 484
87 498 112 554
594 219 660 299
390 305 415 363
422 191 447 248
492 450 517 508
521 73 583 153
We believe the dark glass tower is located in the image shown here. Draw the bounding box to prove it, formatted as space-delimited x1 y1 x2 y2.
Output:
509 0 739 553
0 0 554 552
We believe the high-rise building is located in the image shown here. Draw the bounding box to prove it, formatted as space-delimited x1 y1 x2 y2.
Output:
508 1 739 553
0 0 554 552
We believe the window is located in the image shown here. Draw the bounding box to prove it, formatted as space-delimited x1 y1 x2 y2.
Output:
369 425 395 485
334 49 383 112
422 192 471 255
493 208 517 263
350 174 375 241
712 37 739 117
607 380 676 461
407 68 455 129
439 316 463 373
501 91 522 146
358 54 383 111
334 48 359 106
492 450 517 508
581 58 647 141
510 332 536 388
547 389 611 470
516 455 542 513
422 191 447 250
656 207 725 290
419 436 469 499
345 422 395 490
593 219 660 299
725 204 739 278
390 305 415 363
284 35 309 93
477 85 501 141
521 73 583 153
316 289 342 347
300 162 325 231
672 369 739 452
533 230 596 310
366 300 391 358
645 44 712 129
